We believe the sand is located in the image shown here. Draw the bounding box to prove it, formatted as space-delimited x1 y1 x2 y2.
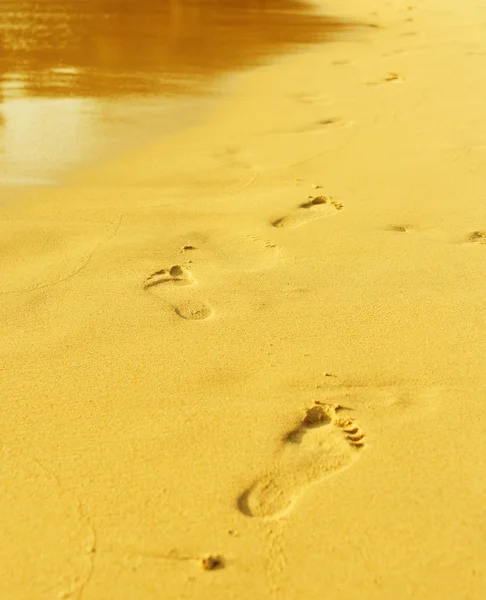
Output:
1 0 485 598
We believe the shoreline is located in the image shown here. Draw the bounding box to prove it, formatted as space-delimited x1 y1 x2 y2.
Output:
0 0 351 188
1 0 485 599
0 91 218 187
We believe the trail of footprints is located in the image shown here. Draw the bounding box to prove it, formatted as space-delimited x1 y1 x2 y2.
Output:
387 225 486 245
143 191 344 319
237 402 366 520
136 69 481 553
143 215 484 323
143 67 456 318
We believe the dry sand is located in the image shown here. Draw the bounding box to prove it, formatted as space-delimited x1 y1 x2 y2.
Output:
1 0 486 598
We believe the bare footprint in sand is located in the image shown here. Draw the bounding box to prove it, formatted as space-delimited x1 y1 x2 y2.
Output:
176 233 281 274
367 72 405 86
174 301 213 321
215 233 281 273
144 266 213 321
272 196 343 229
237 403 365 519
293 91 333 107
144 265 195 288
466 230 486 245
297 118 356 135
386 224 414 233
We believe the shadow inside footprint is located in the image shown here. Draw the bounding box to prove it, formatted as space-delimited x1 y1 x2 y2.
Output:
467 230 486 244
367 72 405 86
386 224 414 233
237 403 365 520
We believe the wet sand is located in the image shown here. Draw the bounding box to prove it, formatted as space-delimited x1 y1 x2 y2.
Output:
0 0 354 183
1 0 486 599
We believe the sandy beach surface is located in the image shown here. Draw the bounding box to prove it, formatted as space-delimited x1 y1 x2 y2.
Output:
1 0 486 598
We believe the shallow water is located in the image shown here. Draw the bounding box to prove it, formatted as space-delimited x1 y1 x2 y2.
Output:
0 0 354 184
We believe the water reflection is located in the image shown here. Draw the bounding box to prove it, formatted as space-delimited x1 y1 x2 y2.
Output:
0 0 356 183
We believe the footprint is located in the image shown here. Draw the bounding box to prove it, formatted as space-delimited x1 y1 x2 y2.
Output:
313 384 442 424
331 59 353 66
180 233 281 274
297 118 356 135
272 196 343 229
387 224 413 233
293 91 333 106
144 266 213 321
383 72 405 82
214 233 281 273
367 72 405 86
174 300 213 321
466 230 486 244
237 403 366 520
144 265 195 289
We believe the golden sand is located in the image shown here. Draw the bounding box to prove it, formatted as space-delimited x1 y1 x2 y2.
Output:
1 0 485 598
